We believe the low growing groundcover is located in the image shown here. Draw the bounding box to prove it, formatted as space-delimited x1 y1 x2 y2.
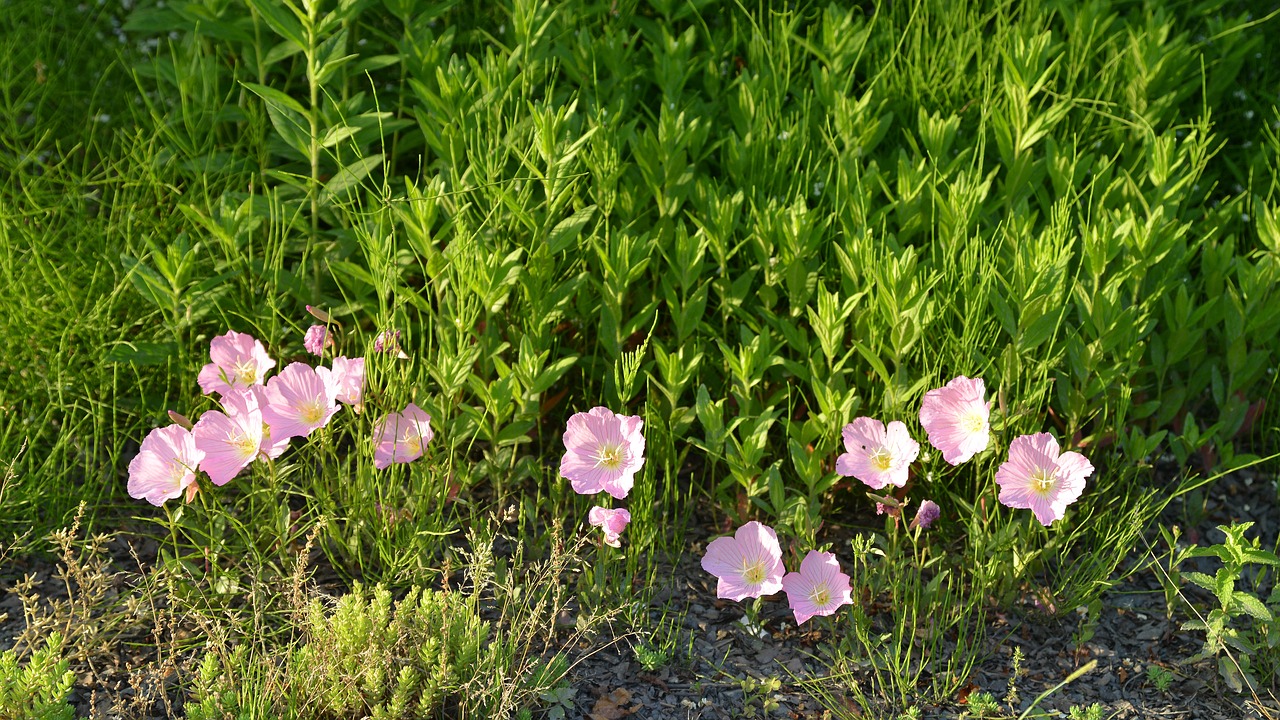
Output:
2 0 1280 717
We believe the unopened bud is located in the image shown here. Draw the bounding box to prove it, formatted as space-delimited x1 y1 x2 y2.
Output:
306 304 332 323
168 410 194 430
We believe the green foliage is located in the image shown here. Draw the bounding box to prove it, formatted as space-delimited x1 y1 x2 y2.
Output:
1179 522 1280 692
1068 703 1106 720
0 634 76 720
1146 664 1174 693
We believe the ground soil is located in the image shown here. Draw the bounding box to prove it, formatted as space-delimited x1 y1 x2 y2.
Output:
3 466 1280 719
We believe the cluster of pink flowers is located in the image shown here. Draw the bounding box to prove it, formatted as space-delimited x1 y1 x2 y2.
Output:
701 521 852 625
558 406 644 548
128 323 375 506
837 375 1093 527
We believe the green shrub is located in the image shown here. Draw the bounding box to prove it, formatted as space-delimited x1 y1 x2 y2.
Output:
0 634 76 720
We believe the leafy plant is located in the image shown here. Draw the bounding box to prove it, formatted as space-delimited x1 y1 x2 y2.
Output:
0 634 75 720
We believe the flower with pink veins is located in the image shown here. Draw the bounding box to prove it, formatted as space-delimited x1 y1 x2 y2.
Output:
260 362 340 440
781 550 853 625
919 376 990 465
246 387 290 459
588 507 632 547
995 433 1094 527
836 417 920 489
700 521 785 601
127 425 204 506
193 390 264 486
373 403 434 469
317 356 364 408
196 330 276 396
559 407 645 499
303 324 331 356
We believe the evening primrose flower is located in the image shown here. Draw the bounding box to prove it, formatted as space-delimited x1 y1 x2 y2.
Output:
559 407 645 499
781 550 853 625
995 433 1093 527
910 499 941 530
836 417 920 489
588 506 631 547
303 325 331 356
700 521 785 601
127 425 204 506
373 403 434 469
193 389 263 486
196 330 276 396
316 356 364 408
260 362 340 440
919 376 990 465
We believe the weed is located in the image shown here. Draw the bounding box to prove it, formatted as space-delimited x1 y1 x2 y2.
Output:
1146 665 1175 693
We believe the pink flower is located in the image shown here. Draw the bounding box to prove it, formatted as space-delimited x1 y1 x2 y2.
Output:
193 390 263 486
781 550 853 625
919 376 990 465
259 362 340 440
127 425 204 506
559 407 645 499
373 402 434 469
588 507 632 547
995 433 1094 527
248 387 290 459
910 499 941 529
196 330 276 396
835 417 920 489
303 325 331 355
700 521 785 601
373 329 400 353
317 356 364 407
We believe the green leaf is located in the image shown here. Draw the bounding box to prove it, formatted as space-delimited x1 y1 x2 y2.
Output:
121 255 171 310
244 0 307 47
1233 592 1272 622
546 205 596 255
241 82 308 116
851 337 891 386
320 154 384 204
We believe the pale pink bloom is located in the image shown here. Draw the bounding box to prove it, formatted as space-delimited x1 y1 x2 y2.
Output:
260 362 340 440
247 386 290 459
919 376 990 465
995 433 1094 527
910 499 941 530
781 550 853 625
559 407 645 499
373 403 434 469
373 329 400 353
836 418 920 489
193 390 263 486
317 356 364 407
588 507 632 547
700 521 785 601
127 425 204 506
196 330 276 396
303 325 331 355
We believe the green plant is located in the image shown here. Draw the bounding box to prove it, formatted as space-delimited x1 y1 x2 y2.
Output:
739 675 782 718
962 691 1000 719
1180 522 1280 692
633 642 671 673
1146 664 1174 693
0 634 75 720
537 684 577 720
1067 703 1105 720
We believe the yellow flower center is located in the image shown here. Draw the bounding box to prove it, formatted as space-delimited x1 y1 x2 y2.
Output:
596 443 624 472
405 433 422 456
233 361 258 386
962 411 986 434
1031 467 1057 495
299 401 326 426
869 448 893 472
741 559 767 585
809 585 831 607
232 433 257 458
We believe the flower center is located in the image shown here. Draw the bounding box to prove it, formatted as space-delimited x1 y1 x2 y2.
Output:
1031 467 1057 495
809 585 831 608
299 400 326 426
232 433 257 458
869 448 893 472
741 558 767 585
596 443 625 471
405 432 422 456
962 411 986 434
233 361 257 386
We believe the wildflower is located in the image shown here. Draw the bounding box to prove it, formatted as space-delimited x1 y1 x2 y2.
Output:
910 499 941 530
836 418 920 489
700 521 785 601
588 506 632 547
260 362 340 440
248 387 290 459
559 407 645 499
781 550 853 625
303 325 331 356
317 356 364 408
919 376 990 465
373 403 434 469
127 425 204 506
995 433 1093 527
197 330 276 397
373 329 401 353
193 390 264 486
